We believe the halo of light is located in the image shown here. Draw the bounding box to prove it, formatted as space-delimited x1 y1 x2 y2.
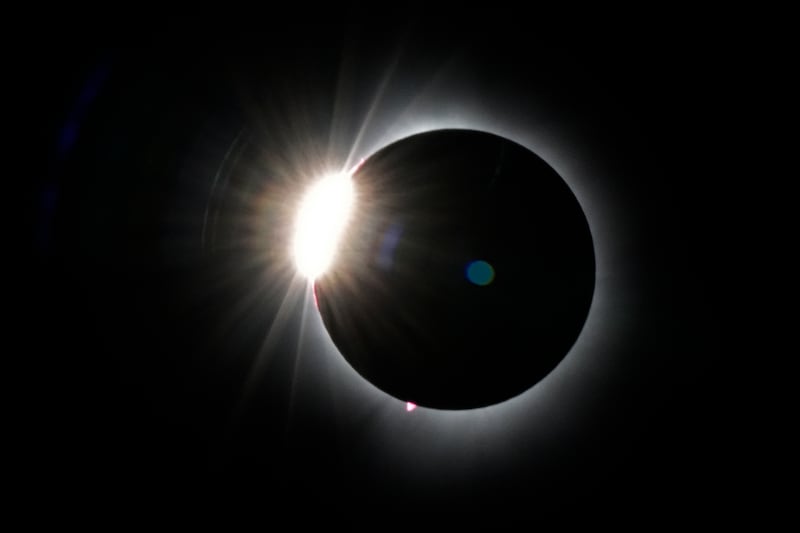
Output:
229 50 644 485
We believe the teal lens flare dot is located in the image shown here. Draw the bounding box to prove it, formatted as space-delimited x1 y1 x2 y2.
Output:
466 260 495 286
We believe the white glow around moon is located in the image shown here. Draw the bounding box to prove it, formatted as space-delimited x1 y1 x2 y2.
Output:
238 55 639 480
292 172 355 280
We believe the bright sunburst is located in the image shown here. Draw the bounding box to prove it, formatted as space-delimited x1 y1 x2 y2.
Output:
292 172 355 280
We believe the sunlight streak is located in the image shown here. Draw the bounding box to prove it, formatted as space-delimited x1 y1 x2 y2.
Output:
344 49 402 171
231 275 308 423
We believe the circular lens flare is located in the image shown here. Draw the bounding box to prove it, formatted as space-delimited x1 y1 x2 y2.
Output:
466 260 495 286
292 172 354 280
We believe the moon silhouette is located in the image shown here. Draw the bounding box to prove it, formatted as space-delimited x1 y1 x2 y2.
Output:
314 129 596 409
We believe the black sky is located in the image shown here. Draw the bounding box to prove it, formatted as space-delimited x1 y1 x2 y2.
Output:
19 10 750 523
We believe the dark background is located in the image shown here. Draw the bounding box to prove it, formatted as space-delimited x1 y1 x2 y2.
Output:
19 9 753 523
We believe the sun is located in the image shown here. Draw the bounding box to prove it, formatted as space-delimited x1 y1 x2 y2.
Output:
292 172 355 280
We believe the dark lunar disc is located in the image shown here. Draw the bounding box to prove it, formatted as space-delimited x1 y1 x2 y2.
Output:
314 129 595 409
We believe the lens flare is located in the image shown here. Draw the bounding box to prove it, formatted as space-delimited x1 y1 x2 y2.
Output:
292 172 354 280
466 260 495 286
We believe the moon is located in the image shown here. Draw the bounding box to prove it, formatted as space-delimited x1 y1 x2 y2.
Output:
313 129 596 409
